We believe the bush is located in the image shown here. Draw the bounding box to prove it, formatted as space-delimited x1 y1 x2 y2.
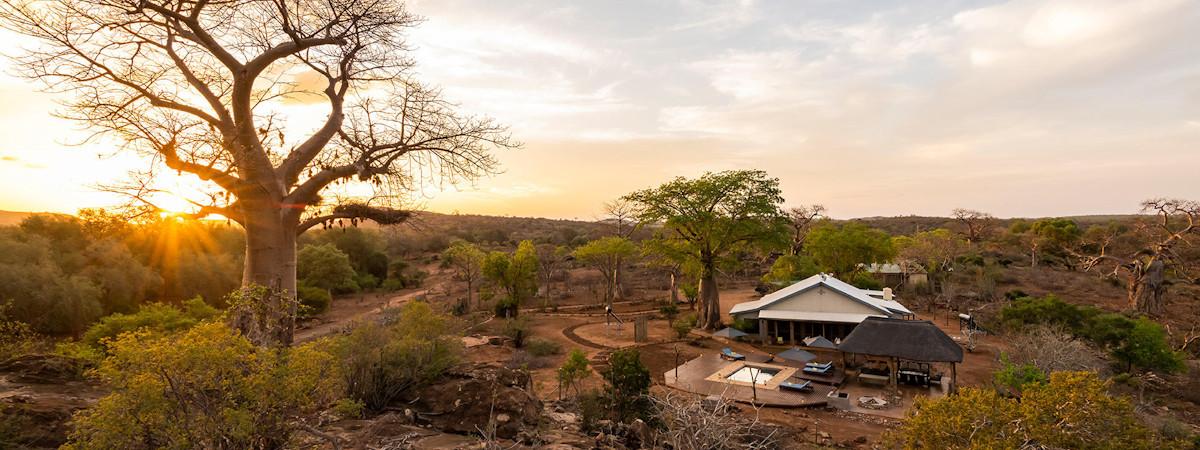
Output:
730 317 755 333
331 302 463 412
332 398 365 420
602 348 652 423
557 349 591 398
64 323 340 449
659 303 679 321
848 271 883 290
297 285 332 317
503 316 530 348
993 354 1047 395
525 338 562 357
0 304 44 360
80 297 218 349
578 389 607 433
893 372 1162 449
671 313 697 339
1110 318 1186 374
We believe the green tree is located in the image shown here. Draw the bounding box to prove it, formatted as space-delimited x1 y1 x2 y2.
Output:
297 243 358 296
557 349 591 398
804 222 896 277
573 236 638 306
482 240 539 317
441 240 487 309
624 170 789 330
1026 218 1082 267
893 228 966 295
1110 318 1186 374
602 348 652 423
762 254 820 286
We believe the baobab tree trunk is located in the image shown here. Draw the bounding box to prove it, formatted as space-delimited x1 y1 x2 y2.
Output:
227 201 301 347
669 270 680 304
1132 258 1167 315
614 259 625 301
697 263 721 330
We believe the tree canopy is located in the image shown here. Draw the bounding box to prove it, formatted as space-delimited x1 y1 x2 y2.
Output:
624 170 788 329
804 222 896 277
573 236 638 306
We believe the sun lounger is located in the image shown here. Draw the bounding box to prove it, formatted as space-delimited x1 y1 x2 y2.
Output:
720 348 745 361
803 364 833 375
780 380 812 392
805 361 833 370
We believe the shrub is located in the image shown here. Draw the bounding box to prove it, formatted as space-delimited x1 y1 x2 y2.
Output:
331 302 463 412
557 349 591 398
848 271 883 290
64 323 340 449
0 304 44 360
1110 318 1186 374
525 338 562 357
671 313 697 339
578 389 607 434
659 303 679 321
297 285 332 317
993 354 1047 395
730 317 755 333
80 297 218 349
503 316 530 348
332 398 365 420
602 348 651 423
893 372 1161 449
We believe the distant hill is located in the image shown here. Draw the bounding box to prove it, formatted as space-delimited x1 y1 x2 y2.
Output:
0 210 32 226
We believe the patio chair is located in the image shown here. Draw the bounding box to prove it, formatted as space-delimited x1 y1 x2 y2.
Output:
780 380 812 392
720 347 745 361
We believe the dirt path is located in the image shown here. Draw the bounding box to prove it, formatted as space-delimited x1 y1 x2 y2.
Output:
561 322 612 350
294 289 427 342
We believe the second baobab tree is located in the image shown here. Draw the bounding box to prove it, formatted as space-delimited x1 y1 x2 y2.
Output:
0 0 516 345
625 170 789 330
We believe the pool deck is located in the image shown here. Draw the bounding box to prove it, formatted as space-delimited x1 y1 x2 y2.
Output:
664 354 833 407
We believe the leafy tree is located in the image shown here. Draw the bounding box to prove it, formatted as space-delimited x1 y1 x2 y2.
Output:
441 240 486 309
804 222 896 277
573 236 638 306
1110 318 1186 373
1021 218 1082 267
79 239 162 314
625 170 789 330
0 0 517 345
602 348 652 423
893 228 966 295
895 372 1161 449
762 254 819 286
951 208 995 244
64 323 340 449
314 228 390 281
297 285 332 317
557 349 592 398
992 354 1047 395
536 243 570 301
482 240 539 317
297 243 359 295
786 205 827 255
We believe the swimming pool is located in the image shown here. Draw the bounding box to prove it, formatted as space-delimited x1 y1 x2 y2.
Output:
726 366 781 384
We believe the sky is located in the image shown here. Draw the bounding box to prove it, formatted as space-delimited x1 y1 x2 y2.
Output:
1 0 1199 220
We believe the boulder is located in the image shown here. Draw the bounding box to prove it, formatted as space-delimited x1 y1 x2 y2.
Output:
406 364 542 439
0 354 87 384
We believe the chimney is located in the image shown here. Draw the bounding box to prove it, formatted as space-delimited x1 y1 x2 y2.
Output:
882 287 894 301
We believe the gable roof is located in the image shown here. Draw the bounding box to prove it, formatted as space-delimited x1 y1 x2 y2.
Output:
837 317 963 363
729 273 912 316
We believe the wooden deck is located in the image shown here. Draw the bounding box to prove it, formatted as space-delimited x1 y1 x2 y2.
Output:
664 354 831 407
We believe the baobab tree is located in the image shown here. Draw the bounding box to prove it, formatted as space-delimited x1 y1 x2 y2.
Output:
952 208 995 244
0 0 515 345
625 170 789 330
786 204 826 255
603 198 641 300
1077 199 1199 315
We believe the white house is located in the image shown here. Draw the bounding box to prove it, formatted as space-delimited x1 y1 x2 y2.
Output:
730 273 913 343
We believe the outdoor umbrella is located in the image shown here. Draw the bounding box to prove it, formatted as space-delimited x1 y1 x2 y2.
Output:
777 347 817 363
803 336 837 349
713 327 749 339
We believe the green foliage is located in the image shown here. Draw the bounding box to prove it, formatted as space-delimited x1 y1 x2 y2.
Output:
848 271 883 290
557 349 591 397
804 222 896 276
503 316 530 348
441 240 486 304
64 322 340 449
729 317 754 333
1000 295 1185 373
482 240 539 314
573 236 638 303
761 254 819 285
659 303 680 320
602 348 652 423
297 243 359 294
332 398 366 420
679 283 698 303
526 338 562 357
330 301 463 412
578 389 607 433
81 297 219 349
297 285 332 317
894 372 1163 449
312 228 390 280
0 303 43 360
993 354 1047 394
1110 318 1186 374
672 313 697 339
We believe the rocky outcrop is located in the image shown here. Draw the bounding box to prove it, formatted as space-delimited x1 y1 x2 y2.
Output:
0 354 87 384
405 363 542 440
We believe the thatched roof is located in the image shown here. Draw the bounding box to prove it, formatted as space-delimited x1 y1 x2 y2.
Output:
838 318 963 363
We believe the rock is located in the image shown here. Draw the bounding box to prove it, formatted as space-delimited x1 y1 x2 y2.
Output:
627 418 652 447
405 363 541 439
0 354 87 384
855 435 868 444
1 394 92 448
819 431 831 439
